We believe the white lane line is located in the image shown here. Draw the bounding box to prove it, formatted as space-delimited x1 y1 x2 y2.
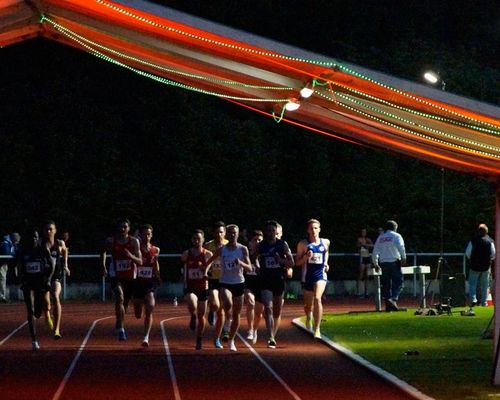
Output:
160 317 183 400
237 333 302 400
292 318 435 400
51 316 113 400
0 321 28 346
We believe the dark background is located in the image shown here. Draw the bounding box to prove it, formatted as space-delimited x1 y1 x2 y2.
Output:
0 0 498 255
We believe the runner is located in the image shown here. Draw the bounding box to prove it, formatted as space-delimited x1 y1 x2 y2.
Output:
244 229 263 343
181 229 213 350
42 220 69 340
208 224 252 351
296 219 330 339
203 221 229 348
133 224 161 347
100 218 142 341
16 228 53 350
256 220 294 348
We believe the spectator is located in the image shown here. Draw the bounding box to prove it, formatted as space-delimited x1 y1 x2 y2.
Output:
465 223 495 306
356 228 373 297
0 232 21 303
372 220 406 311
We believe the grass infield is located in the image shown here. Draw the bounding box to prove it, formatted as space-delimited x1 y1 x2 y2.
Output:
319 307 499 400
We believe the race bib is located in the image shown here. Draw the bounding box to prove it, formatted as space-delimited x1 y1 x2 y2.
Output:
210 261 222 279
265 257 279 269
360 248 369 257
247 263 258 276
115 260 131 272
137 266 153 279
224 260 237 271
188 268 204 280
25 261 41 273
309 253 323 264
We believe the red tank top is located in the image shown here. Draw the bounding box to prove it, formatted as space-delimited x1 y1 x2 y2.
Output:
112 236 137 280
186 248 208 291
138 244 159 281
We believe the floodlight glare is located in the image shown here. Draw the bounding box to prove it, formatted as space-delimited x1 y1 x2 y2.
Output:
284 99 300 111
423 71 439 84
299 82 314 98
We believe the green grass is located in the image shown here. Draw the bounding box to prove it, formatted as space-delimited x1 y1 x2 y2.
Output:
318 307 499 400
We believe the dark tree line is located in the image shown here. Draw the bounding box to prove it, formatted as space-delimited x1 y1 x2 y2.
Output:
0 0 497 253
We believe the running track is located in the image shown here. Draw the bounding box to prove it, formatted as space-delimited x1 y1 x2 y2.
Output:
0 300 416 400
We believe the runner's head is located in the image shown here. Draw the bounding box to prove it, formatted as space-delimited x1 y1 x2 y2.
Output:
191 229 205 247
212 221 226 243
139 224 153 244
25 228 39 248
264 220 279 242
306 219 321 240
248 229 263 252
43 220 57 240
115 218 130 237
226 224 239 244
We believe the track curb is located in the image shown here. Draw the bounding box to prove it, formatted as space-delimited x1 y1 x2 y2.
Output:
292 318 435 400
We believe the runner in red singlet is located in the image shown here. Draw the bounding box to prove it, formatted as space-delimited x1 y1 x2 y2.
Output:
100 218 142 341
181 229 213 350
134 224 160 347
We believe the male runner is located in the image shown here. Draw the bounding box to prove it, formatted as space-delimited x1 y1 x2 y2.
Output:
42 220 69 340
101 218 142 341
182 229 213 350
257 220 294 348
204 221 229 348
208 224 252 351
244 229 263 342
134 224 160 347
296 219 330 339
16 228 53 350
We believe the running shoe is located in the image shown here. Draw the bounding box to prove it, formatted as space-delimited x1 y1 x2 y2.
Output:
229 339 237 352
314 329 321 340
246 329 254 341
195 337 202 350
208 311 215 326
189 314 196 331
118 330 127 341
46 315 54 331
214 338 223 349
252 330 258 345
306 319 313 332
142 336 149 347
32 340 40 351
267 338 277 349
54 330 62 340
222 330 230 343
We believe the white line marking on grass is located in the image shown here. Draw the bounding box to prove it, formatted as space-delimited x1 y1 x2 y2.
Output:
292 318 436 400
237 333 302 400
52 316 113 400
0 321 28 346
160 317 183 400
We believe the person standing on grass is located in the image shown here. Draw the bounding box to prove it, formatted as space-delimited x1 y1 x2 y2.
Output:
244 229 263 343
204 221 230 348
465 223 495 307
256 220 294 348
182 229 213 350
16 228 54 350
296 219 330 339
356 228 373 297
133 224 161 347
42 220 69 340
101 218 142 341
372 220 406 312
207 224 252 352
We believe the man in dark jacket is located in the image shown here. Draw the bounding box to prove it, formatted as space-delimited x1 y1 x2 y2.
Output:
0 232 21 302
465 224 495 306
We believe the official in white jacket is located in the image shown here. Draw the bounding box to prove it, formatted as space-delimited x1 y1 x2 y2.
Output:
372 220 406 311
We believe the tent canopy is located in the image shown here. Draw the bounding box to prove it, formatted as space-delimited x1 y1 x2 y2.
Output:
1 0 499 177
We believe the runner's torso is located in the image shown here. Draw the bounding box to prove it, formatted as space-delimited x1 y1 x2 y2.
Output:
112 236 137 280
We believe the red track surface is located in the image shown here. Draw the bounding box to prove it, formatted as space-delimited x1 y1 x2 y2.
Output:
1 299 417 400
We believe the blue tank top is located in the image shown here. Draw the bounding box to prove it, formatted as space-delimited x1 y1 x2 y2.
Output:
305 239 328 281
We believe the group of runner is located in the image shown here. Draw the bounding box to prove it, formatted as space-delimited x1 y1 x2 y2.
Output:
16 217 330 352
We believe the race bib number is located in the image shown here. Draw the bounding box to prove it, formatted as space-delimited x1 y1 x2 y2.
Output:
115 260 131 272
137 266 153 279
224 260 237 271
309 253 323 264
188 268 204 280
265 257 279 269
26 261 41 273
